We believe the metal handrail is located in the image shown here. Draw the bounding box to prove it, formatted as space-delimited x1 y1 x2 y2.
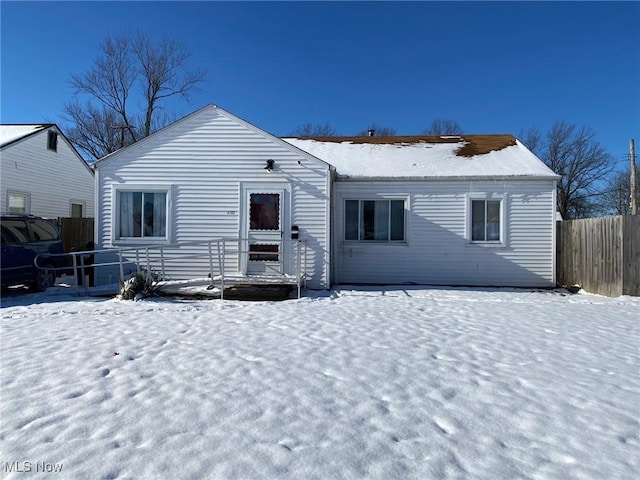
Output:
34 238 307 298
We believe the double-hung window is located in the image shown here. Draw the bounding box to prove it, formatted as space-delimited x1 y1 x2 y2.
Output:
345 199 405 242
114 186 170 242
467 195 505 244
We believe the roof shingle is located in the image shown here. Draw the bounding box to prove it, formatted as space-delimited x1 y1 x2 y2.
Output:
295 134 517 157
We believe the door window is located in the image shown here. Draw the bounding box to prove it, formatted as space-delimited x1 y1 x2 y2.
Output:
250 193 280 230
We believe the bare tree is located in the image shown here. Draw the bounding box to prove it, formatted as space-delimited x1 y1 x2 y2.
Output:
64 33 205 160
599 168 640 216
423 119 463 135
289 122 337 137
518 126 542 152
521 122 615 219
63 102 123 160
133 35 204 138
356 123 396 136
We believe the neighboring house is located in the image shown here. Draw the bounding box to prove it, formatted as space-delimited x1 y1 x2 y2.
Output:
0 124 95 218
93 105 559 290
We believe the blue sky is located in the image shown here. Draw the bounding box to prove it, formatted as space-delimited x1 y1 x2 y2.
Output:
1 1 638 165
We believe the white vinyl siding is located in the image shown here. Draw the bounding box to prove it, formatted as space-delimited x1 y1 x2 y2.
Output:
96 107 330 289
334 180 555 288
0 128 94 218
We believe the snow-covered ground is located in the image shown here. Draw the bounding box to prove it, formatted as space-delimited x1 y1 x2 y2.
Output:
1 287 639 480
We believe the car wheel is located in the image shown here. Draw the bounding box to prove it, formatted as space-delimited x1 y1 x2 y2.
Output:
33 264 56 292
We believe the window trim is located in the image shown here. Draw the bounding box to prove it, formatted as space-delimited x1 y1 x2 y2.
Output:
465 193 507 246
111 184 172 245
343 197 407 243
7 191 31 214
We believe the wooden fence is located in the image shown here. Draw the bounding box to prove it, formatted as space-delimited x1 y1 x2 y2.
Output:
57 217 94 253
557 215 639 297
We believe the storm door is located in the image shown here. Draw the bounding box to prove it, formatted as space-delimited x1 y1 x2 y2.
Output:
241 186 290 275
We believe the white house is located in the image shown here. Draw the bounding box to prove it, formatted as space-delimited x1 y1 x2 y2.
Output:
0 124 94 218
93 105 559 290
93 105 332 289
285 135 560 288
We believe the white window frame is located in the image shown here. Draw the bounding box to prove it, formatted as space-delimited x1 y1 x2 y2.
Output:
111 184 172 245
7 191 31 214
343 197 407 243
465 193 507 246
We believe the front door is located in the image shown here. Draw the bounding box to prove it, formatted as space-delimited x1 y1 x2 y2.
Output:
241 186 290 275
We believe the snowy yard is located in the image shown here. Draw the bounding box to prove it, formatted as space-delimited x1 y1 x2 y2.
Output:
1 287 639 480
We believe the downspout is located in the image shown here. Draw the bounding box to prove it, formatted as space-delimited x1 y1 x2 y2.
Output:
93 163 101 285
328 166 336 288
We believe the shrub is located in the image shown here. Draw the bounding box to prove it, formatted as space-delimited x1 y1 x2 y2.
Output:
119 270 162 300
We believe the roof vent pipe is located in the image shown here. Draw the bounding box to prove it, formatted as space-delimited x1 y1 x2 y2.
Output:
368 129 375 136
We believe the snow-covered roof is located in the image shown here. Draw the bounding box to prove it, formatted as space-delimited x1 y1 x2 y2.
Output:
0 124 50 148
283 135 559 179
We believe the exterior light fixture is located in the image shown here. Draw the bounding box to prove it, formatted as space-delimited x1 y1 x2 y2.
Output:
264 159 275 172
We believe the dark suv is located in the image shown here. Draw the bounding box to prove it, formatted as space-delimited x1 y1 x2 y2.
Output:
1 215 64 291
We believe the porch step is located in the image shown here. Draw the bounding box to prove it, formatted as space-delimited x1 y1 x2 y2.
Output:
222 284 293 301
67 274 304 300
155 275 301 300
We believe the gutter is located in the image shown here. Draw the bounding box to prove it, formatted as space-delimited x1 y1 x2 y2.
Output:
334 174 562 182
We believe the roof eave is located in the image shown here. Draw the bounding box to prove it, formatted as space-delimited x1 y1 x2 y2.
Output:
0 124 53 149
95 105 334 172
335 174 561 182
